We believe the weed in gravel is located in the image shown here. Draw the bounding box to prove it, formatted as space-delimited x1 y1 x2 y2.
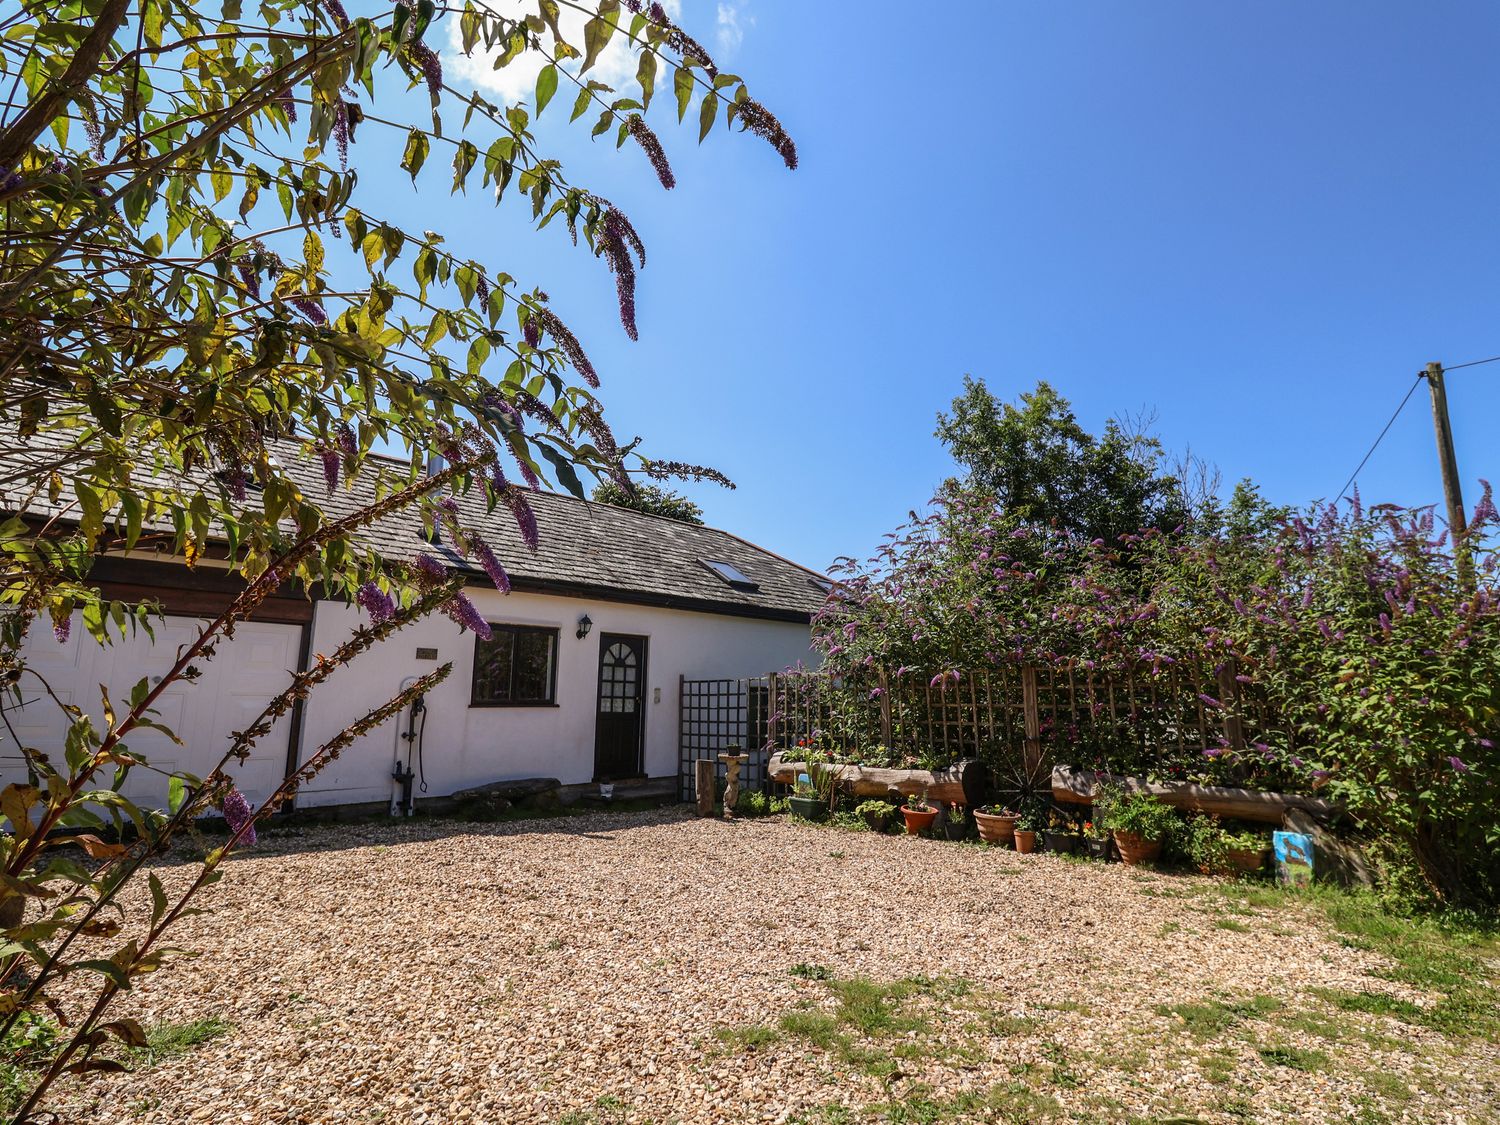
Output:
790 963 833 981
713 1024 781 1052
1275 1008 1351 1043
1359 1068 1414 1106
1198 1047 1238 1084
780 1009 843 1050
1214 918 1252 933
867 1080 1063 1123
1307 987 1422 1021
1258 1044 1329 1072
1157 995 1282 1041
135 1016 232 1062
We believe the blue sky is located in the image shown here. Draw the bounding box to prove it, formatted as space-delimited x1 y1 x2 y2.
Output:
368 1 1500 571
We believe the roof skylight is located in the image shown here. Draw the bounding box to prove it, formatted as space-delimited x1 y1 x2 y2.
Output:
701 559 759 591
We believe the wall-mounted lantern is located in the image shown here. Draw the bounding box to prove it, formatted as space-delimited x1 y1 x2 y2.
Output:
576 614 593 640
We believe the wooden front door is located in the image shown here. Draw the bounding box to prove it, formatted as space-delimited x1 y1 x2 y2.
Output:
593 633 647 780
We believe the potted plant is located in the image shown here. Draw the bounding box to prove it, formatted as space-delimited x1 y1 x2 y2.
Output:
1042 809 1082 855
856 799 894 832
1101 791 1175 865
973 805 1019 846
1222 828 1271 875
1082 819 1112 861
900 793 939 836
789 756 838 821
1013 803 1045 854
941 803 969 841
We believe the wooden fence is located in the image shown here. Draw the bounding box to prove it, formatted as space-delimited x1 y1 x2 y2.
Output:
765 662 1291 795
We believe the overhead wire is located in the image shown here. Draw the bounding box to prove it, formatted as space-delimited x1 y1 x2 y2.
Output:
1332 352 1500 502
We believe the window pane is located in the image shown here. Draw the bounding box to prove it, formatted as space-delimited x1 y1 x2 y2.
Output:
512 630 554 702
473 632 516 702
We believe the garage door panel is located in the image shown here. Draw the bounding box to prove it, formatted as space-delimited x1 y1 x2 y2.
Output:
1 610 302 814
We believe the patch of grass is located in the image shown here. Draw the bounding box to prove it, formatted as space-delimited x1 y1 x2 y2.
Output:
1157 995 1282 1041
1257 1044 1329 1072
1197 1047 1238 1084
789 962 832 981
1213 918 1252 933
1360 1068 1414 1106
866 1081 1063 1123
133 1016 232 1064
1275 1009 1349 1043
713 1024 781 1052
1308 987 1422 1021
779 1009 843 1050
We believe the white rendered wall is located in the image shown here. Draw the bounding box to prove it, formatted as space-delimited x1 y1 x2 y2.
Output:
294 588 814 808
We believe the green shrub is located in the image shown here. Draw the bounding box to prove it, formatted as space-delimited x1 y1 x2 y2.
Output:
735 790 772 817
1102 792 1176 842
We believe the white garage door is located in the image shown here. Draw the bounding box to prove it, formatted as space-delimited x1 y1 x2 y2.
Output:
0 613 302 813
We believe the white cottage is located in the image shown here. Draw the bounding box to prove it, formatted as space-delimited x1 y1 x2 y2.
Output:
2 451 826 814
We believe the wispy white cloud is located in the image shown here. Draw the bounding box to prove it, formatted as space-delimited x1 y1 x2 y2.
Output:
445 0 682 105
715 3 745 57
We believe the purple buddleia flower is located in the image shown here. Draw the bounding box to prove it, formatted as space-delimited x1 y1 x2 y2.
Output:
322 0 349 28
474 272 490 307
1447 756 1470 772
733 98 798 170
408 41 442 99
598 211 639 340
235 261 261 300
317 443 339 493
531 305 599 388
1198 693 1223 709
442 592 491 639
290 296 327 325
0 168 23 191
501 487 540 551
472 537 511 593
522 314 542 349
414 553 448 584
626 115 676 190
224 466 248 502
1470 479 1498 529
356 581 395 624
335 420 357 467
220 788 257 846
52 614 70 644
510 451 541 491
333 100 350 169
82 111 104 159
480 391 523 431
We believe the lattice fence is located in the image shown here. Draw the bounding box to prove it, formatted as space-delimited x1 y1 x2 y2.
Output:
677 675 772 801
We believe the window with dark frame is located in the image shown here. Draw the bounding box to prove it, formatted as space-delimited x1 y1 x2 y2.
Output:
471 625 558 706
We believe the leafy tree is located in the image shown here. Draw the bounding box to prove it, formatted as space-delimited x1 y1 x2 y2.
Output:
934 377 1188 542
592 480 704 523
0 0 795 1108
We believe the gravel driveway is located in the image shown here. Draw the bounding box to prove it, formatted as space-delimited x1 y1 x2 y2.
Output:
54 808 1499 1124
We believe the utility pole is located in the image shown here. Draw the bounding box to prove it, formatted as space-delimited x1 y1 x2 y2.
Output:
1423 361 1473 587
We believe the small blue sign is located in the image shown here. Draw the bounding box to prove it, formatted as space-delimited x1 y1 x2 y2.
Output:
1274 830 1314 887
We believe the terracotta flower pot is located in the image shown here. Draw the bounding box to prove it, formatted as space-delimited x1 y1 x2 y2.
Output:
901 807 939 835
1113 830 1162 865
1013 829 1038 854
973 811 1018 846
1226 847 1269 874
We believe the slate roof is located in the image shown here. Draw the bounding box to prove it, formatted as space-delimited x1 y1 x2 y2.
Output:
1 434 830 622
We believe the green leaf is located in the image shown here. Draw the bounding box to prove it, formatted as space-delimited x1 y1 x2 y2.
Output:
167 775 186 814
571 84 594 122
674 64 693 122
698 90 717 142
580 7 616 74
537 443 585 498
535 65 558 114
400 129 430 183
636 48 656 111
